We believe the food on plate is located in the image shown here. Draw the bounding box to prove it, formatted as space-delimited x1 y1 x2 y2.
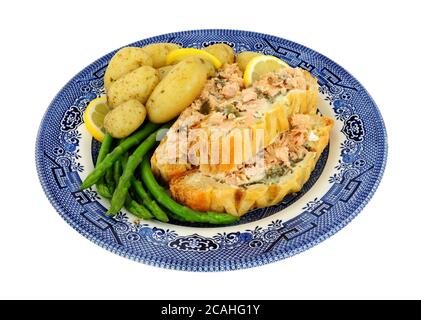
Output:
203 43 235 65
152 64 319 181
104 47 153 92
168 114 333 216
146 57 209 123
81 41 333 224
142 42 181 68
107 65 159 108
243 55 289 87
236 51 262 72
104 99 147 138
83 96 111 142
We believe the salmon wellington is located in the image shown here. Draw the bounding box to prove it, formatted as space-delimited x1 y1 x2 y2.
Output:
152 63 333 216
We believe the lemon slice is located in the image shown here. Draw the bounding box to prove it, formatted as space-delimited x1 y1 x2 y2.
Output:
243 55 289 87
166 48 222 69
83 96 111 142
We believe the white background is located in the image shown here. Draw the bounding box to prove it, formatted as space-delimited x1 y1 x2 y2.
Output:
0 0 420 300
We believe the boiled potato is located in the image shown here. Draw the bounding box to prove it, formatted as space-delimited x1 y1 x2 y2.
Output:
236 51 262 72
143 43 181 68
203 43 235 65
104 47 153 92
107 66 159 108
104 100 146 138
147 57 208 123
157 65 174 80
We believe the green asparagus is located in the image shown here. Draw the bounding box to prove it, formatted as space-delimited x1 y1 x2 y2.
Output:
105 166 115 193
107 124 171 215
124 193 153 219
131 179 169 222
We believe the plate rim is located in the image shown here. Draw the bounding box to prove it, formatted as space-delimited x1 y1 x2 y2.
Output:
35 29 388 271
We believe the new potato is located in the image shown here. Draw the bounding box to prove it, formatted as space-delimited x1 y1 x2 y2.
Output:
107 66 159 108
143 43 181 68
204 43 235 65
104 100 147 138
104 47 153 91
236 51 262 72
146 57 208 123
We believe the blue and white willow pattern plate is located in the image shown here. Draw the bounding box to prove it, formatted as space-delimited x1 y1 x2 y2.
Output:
36 30 387 271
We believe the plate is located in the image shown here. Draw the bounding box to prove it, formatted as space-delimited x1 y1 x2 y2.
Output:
36 29 387 271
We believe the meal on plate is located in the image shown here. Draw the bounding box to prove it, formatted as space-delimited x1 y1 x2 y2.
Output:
80 42 333 224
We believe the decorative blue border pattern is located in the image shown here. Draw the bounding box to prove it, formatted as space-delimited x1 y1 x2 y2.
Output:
36 30 387 271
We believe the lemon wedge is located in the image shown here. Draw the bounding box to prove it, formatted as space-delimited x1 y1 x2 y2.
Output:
83 96 111 142
243 55 289 87
166 48 222 69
